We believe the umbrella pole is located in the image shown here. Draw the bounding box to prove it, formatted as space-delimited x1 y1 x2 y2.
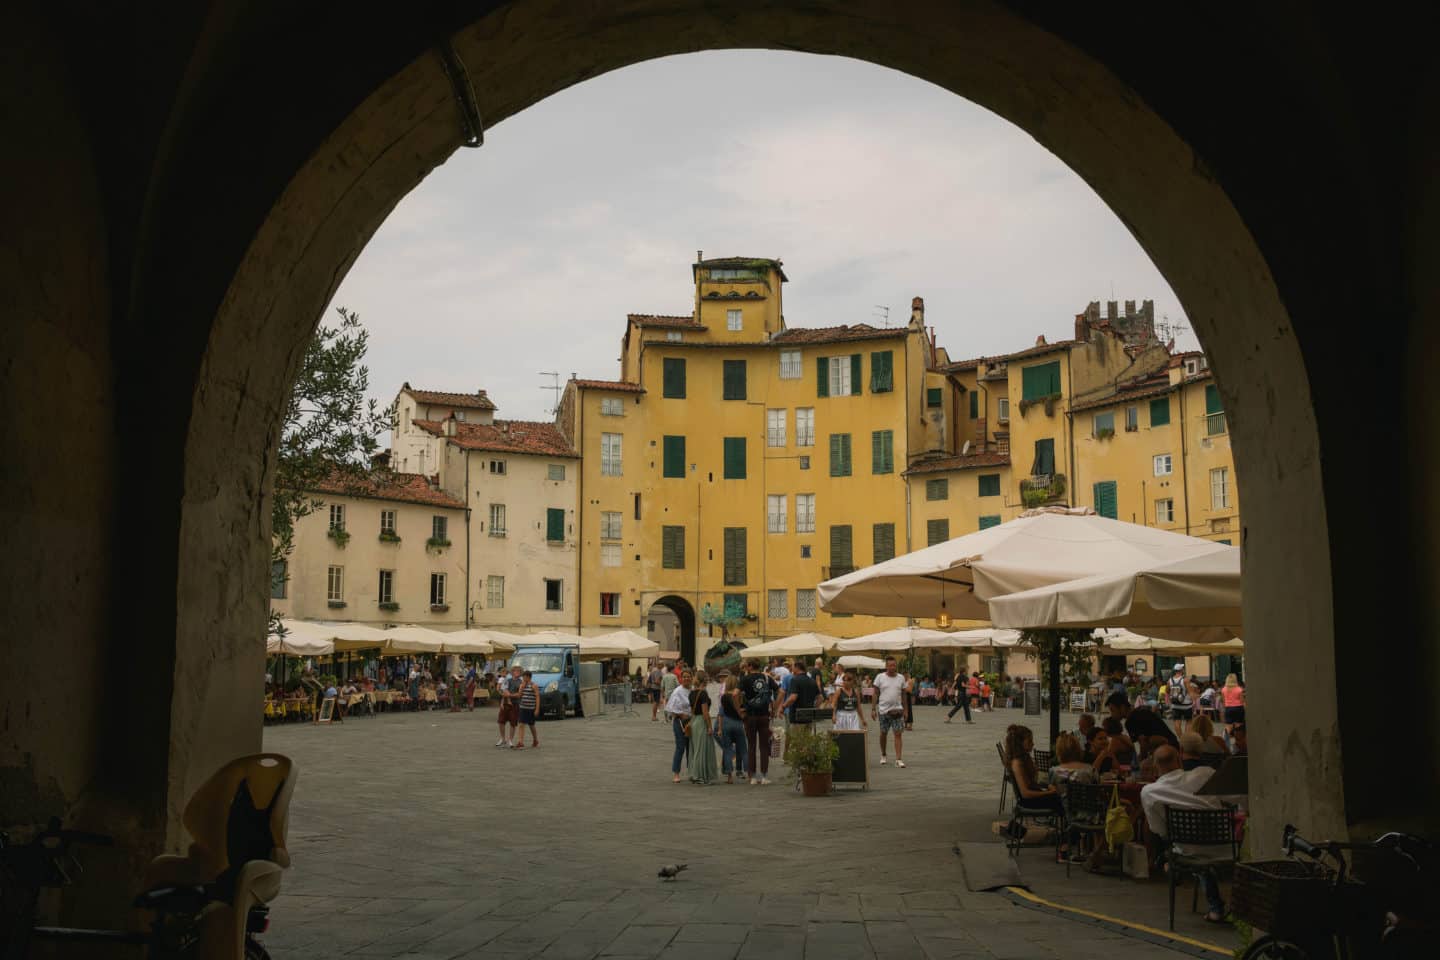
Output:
1048 642 1062 750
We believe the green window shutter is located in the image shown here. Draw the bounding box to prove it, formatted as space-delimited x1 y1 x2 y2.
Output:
1093 480 1118 519
978 473 1000 497
1205 384 1222 415
969 390 979 418
870 430 893 474
546 508 565 542
869 351 893 392
723 527 747 585
978 515 1001 530
829 525 853 572
1033 438 1056 476
723 593 748 617
723 359 746 400
662 358 686 399
850 354 862 395
662 526 685 569
926 518 950 547
926 387 942 408
1021 361 1061 401
723 437 746 479
1150 396 1171 427
816 356 829 397
829 433 851 477
872 523 895 563
925 477 949 501
662 435 686 478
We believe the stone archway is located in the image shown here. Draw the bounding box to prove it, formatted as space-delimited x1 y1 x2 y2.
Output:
648 596 697 668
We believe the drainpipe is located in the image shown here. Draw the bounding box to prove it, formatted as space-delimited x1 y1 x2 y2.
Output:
1179 386 1191 535
1065 352 1077 506
464 448 472 626
575 386 583 634
904 341 913 553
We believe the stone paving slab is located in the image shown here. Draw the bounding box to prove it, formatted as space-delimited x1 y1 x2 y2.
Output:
261 707 1234 958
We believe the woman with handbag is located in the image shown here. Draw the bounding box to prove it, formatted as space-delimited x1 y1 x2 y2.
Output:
665 671 694 783
1005 725 1069 861
688 670 720 785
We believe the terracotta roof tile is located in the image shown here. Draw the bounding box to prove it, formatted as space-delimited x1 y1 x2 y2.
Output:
571 378 645 393
628 314 703 328
312 470 465 509
401 384 496 410
769 324 908 345
1004 338 1083 362
414 419 579 458
1070 370 1213 413
903 452 1012 476
941 358 981 372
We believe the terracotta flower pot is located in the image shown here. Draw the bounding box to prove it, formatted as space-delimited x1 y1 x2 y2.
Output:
799 771 832 796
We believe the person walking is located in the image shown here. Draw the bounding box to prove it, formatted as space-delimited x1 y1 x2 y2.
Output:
647 662 664 721
495 664 521 747
665 669 694 783
1220 672 1246 734
514 670 540 749
464 663 478 711
781 660 822 724
945 671 973 724
688 670 719 785
718 674 748 784
831 674 867 732
871 657 911 767
738 659 778 785
1167 664 1193 734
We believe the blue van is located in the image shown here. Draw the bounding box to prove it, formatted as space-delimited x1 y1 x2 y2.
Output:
507 644 581 718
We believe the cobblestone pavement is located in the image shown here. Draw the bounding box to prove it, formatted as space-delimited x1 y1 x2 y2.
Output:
261 703 1237 959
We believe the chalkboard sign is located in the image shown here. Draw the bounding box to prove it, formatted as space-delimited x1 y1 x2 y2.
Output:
1069 688 1087 712
794 707 834 724
1023 680 1041 716
317 695 337 724
829 730 868 788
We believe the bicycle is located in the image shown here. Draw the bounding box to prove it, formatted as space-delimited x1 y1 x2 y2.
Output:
1235 824 1433 960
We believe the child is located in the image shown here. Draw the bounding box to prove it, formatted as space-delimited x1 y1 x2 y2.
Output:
514 669 540 749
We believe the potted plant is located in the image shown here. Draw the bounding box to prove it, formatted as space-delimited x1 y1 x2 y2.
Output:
783 724 839 797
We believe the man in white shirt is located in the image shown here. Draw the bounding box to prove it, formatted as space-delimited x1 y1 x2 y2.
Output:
870 657 911 768
1140 745 1234 922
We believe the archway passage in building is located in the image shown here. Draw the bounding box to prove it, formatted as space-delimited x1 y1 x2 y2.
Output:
647 596 697 668
6 3 1437 914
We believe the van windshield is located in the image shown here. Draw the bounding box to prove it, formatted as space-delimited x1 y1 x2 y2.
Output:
511 652 564 675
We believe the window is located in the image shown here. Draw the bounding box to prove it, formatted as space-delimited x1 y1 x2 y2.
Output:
546 508 566 543
488 503 506 537
997 397 1010 422
455 411 466 421
871 430 894 474
829 433 852 477
1153 453 1173 477
969 390 979 419
1020 360 1061 401
486 575 504 609
600 511 622 540
800 544 811 558
270 560 287 599
600 592 620 616
547 463 566 481
1210 467 1231 509
1093 480 1118 519
766 408 786 447
601 432 622 476
544 579 563 611
796 494 815 534
662 357 686 399
829 525 853 575
379 510 396 535
927 518 950 547
723 359 747 400
662 435 686 478
726 308 742 331
799 455 810 470
600 396 625 416
873 522 895 563
926 387 942 408
1155 498 1175 524
926 478 949 501
329 504 345 530
377 569 394 605
489 459 506 475
723 527 747 585
818 355 861 397
767 494 787 534
978 474 1000 497
1205 384 1226 435
1032 438 1056 476
724 593 748 617
1125 406 1138 432
429 573 446 607
662 525 685 569
666 330 683 342
723 437 746 479
1093 412 1115 437
768 589 788 619
327 565 344 602
869 350 893 393
779 350 803 378
634 492 641 519
431 515 448 543
795 407 815 446
796 589 817 619
600 544 621 567
979 515 1001 530
1150 396 1171 427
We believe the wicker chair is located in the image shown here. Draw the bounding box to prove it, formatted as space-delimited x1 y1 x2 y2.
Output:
1163 805 1239 930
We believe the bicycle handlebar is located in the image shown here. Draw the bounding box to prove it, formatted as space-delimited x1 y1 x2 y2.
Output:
1282 823 1322 859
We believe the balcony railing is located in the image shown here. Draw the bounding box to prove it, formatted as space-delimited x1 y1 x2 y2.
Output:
1020 472 1068 508
1206 412 1227 436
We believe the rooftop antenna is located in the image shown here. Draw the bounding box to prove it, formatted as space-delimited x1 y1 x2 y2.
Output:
873 305 891 328
538 371 561 416
1155 315 1190 345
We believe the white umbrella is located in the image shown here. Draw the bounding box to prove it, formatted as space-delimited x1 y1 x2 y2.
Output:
988 548 1241 641
268 620 334 655
837 655 887 670
513 630 630 658
738 632 840 659
591 630 661 657
439 629 515 655
833 626 959 654
1093 628 1244 657
377 626 447 653
818 508 1229 622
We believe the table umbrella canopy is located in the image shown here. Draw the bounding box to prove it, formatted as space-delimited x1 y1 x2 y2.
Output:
436 629 516 656
1093 628 1244 657
378 626 448 653
591 630 661 657
818 508 1230 621
987 547 1241 642
267 619 335 655
837 655 887 670
511 630 630 658
738 633 840 659
833 626 961 654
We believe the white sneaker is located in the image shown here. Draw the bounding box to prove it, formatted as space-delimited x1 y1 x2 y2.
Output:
880 756 887 765
495 738 505 747
750 778 761 787
897 760 907 768
759 777 771 786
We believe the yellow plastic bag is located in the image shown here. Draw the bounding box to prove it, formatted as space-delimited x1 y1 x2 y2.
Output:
1104 785 1133 852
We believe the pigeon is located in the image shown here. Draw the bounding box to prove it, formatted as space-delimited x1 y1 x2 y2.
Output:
657 863 688 881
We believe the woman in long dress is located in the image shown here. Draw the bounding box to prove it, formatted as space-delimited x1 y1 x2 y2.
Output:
830 674 867 732
688 670 720 785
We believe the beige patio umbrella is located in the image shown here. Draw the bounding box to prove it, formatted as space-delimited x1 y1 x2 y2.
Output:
818 508 1229 624
833 626 959 654
987 547 1241 642
512 630 630 658
1093 628 1244 657
837 655 887 670
438 629 515 656
591 629 661 657
377 626 448 653
738 632 840 659
268 619 335 655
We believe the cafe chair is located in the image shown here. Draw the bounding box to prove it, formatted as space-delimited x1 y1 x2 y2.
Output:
995 743 1010 815
1162 805 1239 930
1061 782 1110 877
1003 766 1064 859
1032 749 1054 775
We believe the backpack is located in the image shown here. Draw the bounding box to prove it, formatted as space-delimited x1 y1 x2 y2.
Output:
743 674 772 713
1168 675 1190 705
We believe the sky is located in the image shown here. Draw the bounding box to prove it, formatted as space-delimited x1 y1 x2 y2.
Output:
328 51 1196 423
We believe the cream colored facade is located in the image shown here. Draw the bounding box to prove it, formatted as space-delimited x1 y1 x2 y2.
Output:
390 385 496 475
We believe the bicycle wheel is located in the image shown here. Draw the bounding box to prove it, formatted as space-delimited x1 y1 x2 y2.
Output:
1241 935 1310 960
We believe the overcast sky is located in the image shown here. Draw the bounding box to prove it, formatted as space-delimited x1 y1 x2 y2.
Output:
328 51 1197 423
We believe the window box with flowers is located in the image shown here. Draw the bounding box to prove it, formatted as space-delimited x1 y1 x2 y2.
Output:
430 604 450 613
327 600 347 609
425 537 451 551
378 531 401 543
378 601 400 612
327 527 351 547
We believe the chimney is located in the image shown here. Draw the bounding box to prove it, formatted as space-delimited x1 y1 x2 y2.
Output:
1074 313 1087 342
1124 300 1136 319
1035 334 1048 347
911 296 925 324
696 250 704 263
1107 301 1118 321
